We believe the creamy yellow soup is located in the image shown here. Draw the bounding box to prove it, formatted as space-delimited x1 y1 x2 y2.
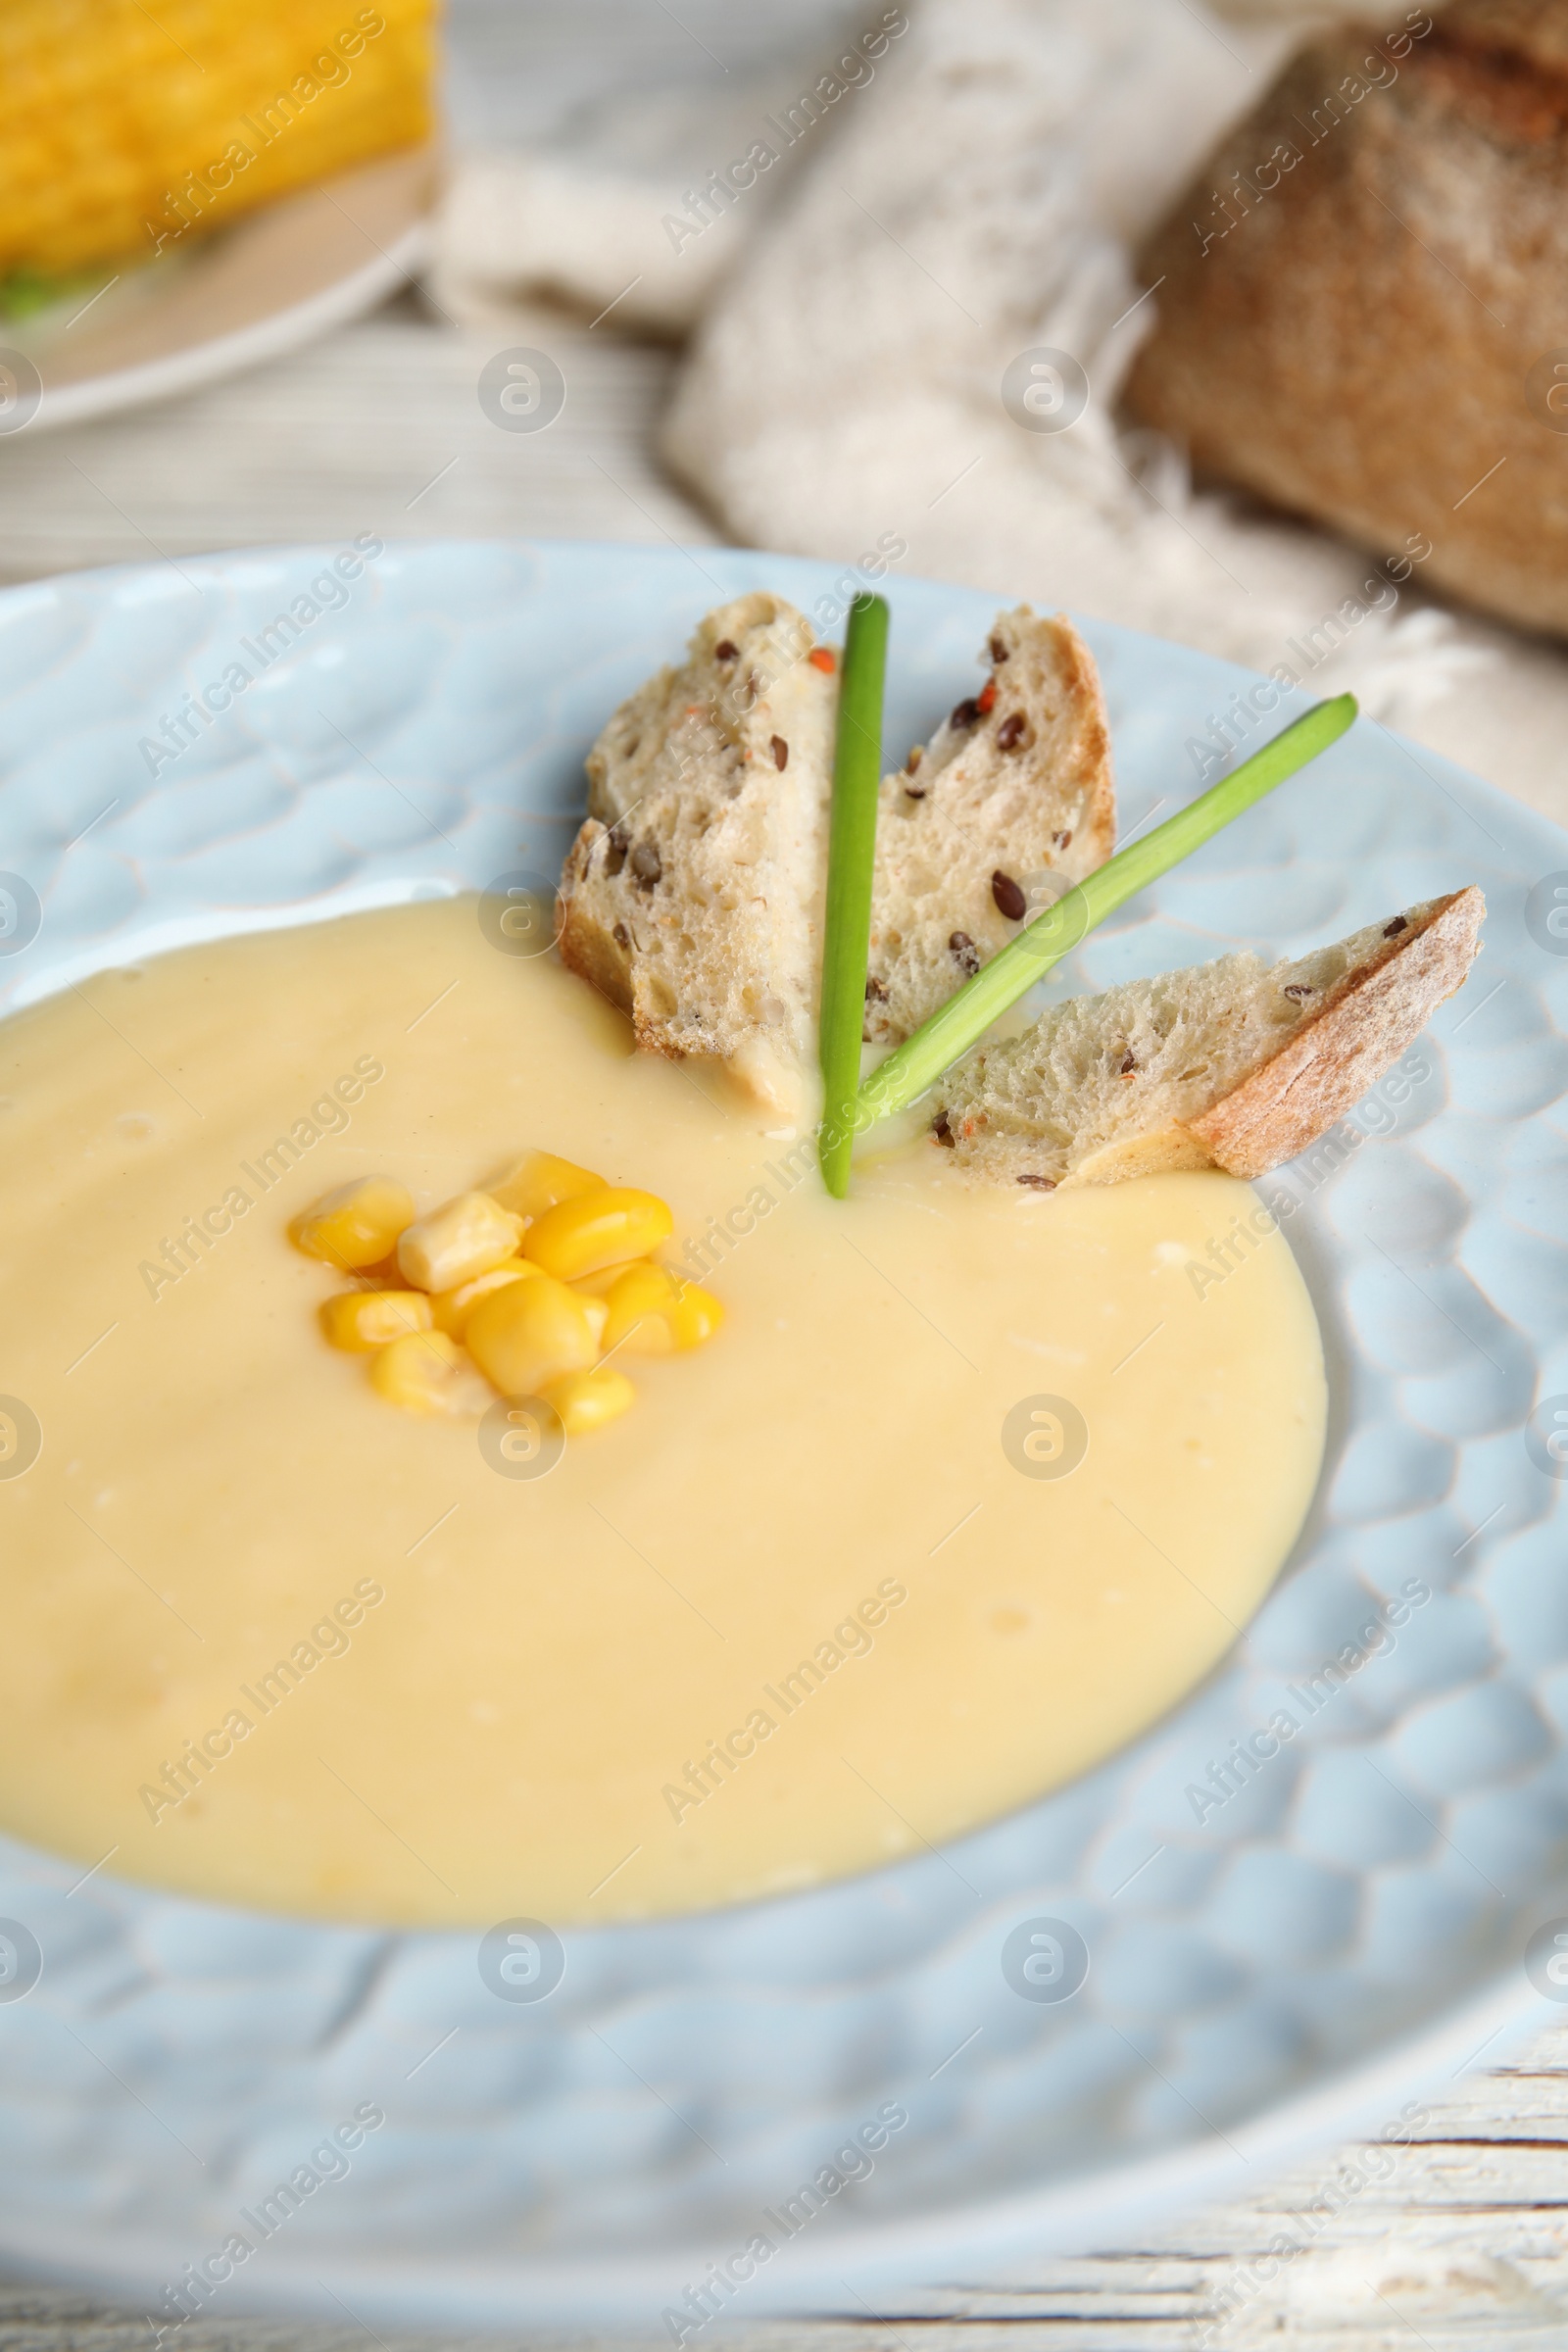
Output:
0 898 1326 1927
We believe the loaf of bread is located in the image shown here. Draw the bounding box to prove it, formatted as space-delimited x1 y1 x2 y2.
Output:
558 595 1116 1114
929 889 1484 1188
1123 1 1568 640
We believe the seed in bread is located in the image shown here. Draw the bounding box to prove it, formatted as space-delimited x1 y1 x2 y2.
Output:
930 889 1484 1188
863 609 1115 1045
556 592 839 1119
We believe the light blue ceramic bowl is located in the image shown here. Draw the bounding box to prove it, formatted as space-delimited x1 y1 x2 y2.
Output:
0 541 1565 2331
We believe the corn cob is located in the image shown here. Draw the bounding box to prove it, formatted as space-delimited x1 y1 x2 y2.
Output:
0 0 434 290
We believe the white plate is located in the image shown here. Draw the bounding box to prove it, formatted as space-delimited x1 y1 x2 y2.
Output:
1 151 433 435
0 540 1565 2331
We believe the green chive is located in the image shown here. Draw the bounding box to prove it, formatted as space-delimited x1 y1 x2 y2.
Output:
850 690 1358 1141
817 592 891 1198
817 597 888 1203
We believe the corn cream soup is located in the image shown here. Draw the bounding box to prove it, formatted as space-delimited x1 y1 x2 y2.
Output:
0 897 1326 1926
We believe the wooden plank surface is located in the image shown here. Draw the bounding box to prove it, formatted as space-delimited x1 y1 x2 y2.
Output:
0 295 716 583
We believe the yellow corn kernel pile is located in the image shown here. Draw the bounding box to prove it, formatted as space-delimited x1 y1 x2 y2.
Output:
294 1150 723 1440
0 0 434 288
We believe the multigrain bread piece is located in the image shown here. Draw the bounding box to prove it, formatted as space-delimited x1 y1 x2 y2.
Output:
559 597 1118 1116
863 609 1114 1046
557 593 839 1117
930 890 1485 1189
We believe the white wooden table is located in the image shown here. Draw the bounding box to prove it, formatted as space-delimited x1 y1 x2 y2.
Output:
0 4 1565 2343
0 292 714 585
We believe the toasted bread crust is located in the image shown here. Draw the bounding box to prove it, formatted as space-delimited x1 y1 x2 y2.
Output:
932 891 1486 1189
1186 887 1485 1176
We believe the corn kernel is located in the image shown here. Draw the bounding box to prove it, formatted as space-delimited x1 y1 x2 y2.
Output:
466 1271 597 1395
487 1151 606 1223
369 1330 493 1418
601 1261 680 1355
429 1260 540 1338
523 1187 673 1282
293 1178 415 1270
665 1283 725 1350
320 1290 433 1352
397 1193 524 1293
601 1264 724 1354
580 1296 610 1348
542 1366 635 1437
